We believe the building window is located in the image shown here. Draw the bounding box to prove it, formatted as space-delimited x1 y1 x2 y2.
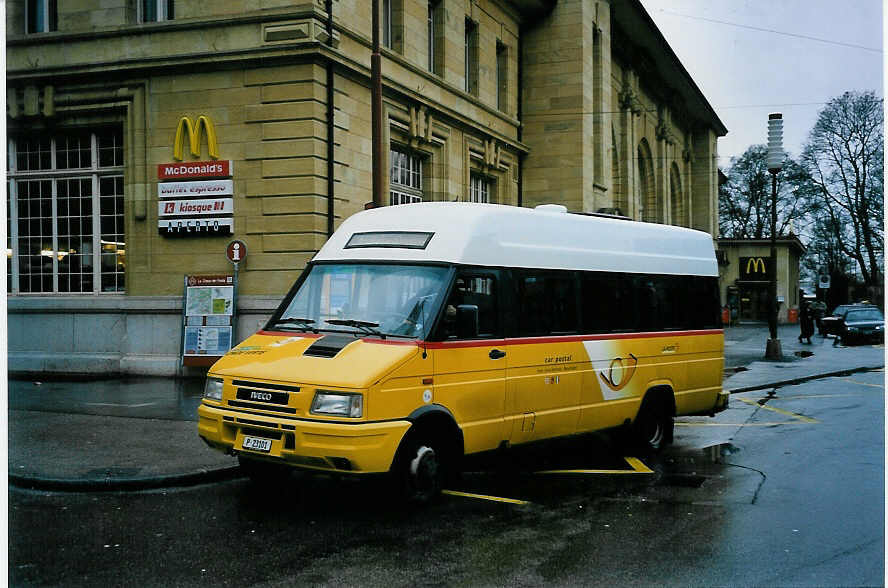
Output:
390 147 423 205
469 173 491 203
142 0 173 22
381 0 403 52
465 18 479 95
496 41 508 112
26 0 57 33
383 0 392 48
7 129 125 294
428 1 444 75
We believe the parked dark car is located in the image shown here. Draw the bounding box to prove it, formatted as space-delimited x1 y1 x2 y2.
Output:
821 304 879 337
835 307 884 346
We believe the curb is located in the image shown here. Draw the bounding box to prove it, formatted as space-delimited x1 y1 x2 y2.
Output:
9 465 243 493
726 364 884 395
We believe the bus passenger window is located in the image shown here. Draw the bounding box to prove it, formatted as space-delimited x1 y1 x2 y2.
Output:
581 273 635 333
516 271 578 336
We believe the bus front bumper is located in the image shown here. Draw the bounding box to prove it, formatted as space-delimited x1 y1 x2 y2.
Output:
198 402 411 474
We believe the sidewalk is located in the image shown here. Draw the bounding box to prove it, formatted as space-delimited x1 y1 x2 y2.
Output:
722 323 884 392
8 325 884 491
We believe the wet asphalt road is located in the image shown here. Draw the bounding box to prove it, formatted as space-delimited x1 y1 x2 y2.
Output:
9 370 884 586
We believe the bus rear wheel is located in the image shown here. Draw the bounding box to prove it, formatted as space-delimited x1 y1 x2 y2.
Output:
632 395 673 452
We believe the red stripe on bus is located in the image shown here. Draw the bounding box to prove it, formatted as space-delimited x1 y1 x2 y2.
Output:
255 329 723 348
422 329 722 349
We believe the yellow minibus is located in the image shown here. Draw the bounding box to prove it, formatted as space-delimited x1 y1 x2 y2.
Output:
198 203 727 501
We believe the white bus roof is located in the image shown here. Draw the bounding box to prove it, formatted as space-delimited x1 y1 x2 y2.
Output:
315 203 718 277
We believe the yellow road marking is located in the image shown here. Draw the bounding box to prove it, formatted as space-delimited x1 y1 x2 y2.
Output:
840 378 885 389
535 456 654 475
442 490 529 505
737 397 819 423
623 457 654 473
781 393 855 399
675 422 790 426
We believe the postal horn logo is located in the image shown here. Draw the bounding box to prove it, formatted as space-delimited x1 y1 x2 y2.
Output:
173 115 218 161
599 353 638 393
746 257 766 274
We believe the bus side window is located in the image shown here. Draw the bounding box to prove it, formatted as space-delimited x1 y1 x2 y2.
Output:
581 272 635 333
515 270 578 336
440 275 497 339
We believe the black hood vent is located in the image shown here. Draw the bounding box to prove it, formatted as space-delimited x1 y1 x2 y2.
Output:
303 334 357 358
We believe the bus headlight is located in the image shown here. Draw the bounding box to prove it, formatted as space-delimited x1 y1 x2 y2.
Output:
204 377 224 400
311 391 363 418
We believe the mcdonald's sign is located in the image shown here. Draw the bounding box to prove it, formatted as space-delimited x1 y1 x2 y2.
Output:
157 115 232 180
739 256 770 280
173 115 218 161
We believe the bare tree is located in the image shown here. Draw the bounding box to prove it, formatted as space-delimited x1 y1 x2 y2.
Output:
718 144 811 238
801 91 884 287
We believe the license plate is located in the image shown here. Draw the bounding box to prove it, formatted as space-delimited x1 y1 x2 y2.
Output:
242 436 272 453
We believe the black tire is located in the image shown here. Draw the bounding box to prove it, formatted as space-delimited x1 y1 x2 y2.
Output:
238 456 292 485
632 395 673 452
393 431 445 504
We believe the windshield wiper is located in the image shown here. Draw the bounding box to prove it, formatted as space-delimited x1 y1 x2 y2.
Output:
326 319 386 339
271 317 317 332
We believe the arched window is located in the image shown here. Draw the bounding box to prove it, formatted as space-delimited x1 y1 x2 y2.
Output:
670 162 684 227
611 128 626 215
637 139 658 223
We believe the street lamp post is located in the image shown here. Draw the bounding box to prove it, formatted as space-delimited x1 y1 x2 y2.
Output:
765 113 784 360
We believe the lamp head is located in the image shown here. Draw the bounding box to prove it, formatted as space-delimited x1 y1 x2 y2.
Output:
767 113 784 173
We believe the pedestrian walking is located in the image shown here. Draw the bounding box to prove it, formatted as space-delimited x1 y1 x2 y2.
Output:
798 298 814 344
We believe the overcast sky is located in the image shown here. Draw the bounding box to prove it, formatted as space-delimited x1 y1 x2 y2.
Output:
638 0 884 165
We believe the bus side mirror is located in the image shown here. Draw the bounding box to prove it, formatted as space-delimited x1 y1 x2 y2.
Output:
456 304 479 339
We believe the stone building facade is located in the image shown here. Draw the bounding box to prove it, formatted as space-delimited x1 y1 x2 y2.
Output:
6 0 726 375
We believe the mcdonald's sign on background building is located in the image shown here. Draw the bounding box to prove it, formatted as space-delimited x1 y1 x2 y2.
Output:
718 238 807 324
739 256 771 281
6 1 728 377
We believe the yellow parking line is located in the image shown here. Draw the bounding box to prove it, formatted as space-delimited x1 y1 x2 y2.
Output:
623 457 654 473
442 490 529 505
676 422 789 426
737 397 819 423
535 456 654 475
840 378 884 389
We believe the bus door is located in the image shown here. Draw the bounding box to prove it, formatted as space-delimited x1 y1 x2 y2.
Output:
506 270 582 445
430 270 507 455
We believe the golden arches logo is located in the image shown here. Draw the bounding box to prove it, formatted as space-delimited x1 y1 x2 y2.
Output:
599 353 638 392
746 257 766 274
173 115 219 161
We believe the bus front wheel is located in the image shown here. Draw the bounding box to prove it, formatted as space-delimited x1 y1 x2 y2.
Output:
393 432 445 504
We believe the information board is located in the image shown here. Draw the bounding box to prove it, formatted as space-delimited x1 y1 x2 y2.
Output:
182 274 235 366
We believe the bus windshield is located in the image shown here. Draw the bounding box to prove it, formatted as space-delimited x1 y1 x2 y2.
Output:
270 263 450 339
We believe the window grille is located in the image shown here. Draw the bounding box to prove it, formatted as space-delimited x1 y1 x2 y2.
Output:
8 129 125 294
